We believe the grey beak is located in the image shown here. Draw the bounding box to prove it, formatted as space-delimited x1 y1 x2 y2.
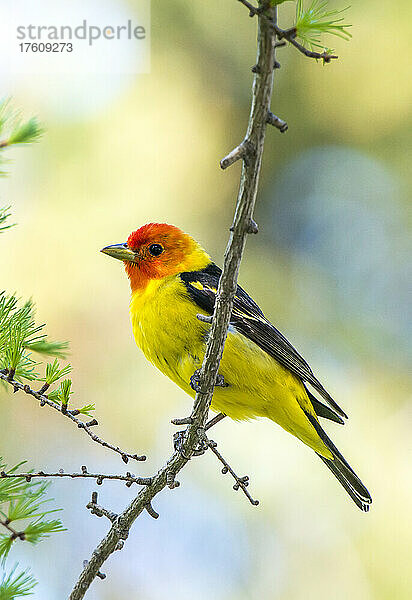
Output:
100 243 137 262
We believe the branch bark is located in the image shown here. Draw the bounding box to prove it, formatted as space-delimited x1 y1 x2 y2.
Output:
69 3 277 597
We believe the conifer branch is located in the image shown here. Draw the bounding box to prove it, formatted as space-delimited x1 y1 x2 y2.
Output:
274 25 337 61
0 458 65 563
237 0 351 62
0 206 14 233
0 567 37 598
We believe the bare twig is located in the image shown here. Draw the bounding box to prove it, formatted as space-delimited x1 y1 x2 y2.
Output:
69 3 277 597
87 504 118 523
237 0 259 17
220 140 250 170
267 110 288 132
170 416 193 425
205 412 226 431
0 469 152 486
246 218 259 234
275 26 337 62
145 502 159 519
166 471 180 489
87 493 118 523
189 423 259 505
208 441 259 506
0 371 146 463
192 426 259 506
171 412 225 430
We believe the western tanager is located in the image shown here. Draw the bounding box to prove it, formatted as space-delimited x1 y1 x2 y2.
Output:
102 223 372 511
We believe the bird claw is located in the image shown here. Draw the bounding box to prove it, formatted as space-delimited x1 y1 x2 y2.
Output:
215 373 229 388
193 427 209 456
173 430 196 460
189 370 202 393
173 430 188 457
190 370 229 393
173 427 212 459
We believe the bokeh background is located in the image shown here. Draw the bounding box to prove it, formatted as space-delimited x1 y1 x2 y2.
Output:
1 1 411 598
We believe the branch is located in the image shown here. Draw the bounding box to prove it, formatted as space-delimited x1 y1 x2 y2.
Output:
237 0 260 17
0 469 152 487
266 110 288 132
274 26 337 62
196 429 259 506
208 442 259 506
237 1 338 62
220 140 250 170
0 371 146 463
87 493 118 523
68 3 277 598
0 517 25 541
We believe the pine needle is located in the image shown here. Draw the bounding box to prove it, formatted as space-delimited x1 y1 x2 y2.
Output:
295 0 352 51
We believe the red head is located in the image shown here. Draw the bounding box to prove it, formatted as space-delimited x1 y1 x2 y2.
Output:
101 223 210 291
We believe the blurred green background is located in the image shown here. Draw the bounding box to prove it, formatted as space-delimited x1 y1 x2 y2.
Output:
1 1 411 598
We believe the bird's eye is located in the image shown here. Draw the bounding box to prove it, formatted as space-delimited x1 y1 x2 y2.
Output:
148 243 164 257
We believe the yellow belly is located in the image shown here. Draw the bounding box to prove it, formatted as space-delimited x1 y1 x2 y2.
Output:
129 276 331 457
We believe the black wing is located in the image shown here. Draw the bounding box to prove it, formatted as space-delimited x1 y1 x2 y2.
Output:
180 263 347 420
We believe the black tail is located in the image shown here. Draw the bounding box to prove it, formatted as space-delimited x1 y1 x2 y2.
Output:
304 385 345 425
306 413 372 512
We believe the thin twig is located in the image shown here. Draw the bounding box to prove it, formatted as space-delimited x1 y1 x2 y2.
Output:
208 442 259 506
0 371 146 463
69 4 277 597
145 502 159 519
171 412 225 430
0 517 25 540
204 412 226 431
275 26 337 62
237 0 259 17
220 140 249 170
87 494 118 523
267 111 288 132
0 470 152 486
190 425 259 505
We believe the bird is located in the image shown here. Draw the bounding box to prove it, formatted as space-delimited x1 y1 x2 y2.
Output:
101 222 372 511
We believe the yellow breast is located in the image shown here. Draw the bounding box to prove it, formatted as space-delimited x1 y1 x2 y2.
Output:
129 275 208 390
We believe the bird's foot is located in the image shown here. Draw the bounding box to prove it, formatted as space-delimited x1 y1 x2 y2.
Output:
194 427 216 456
173 427 215 459
173 430 190 459
173 429 206 458
189 370 202 393
190 370 229 393
215 373 229 388
171 411 225 459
